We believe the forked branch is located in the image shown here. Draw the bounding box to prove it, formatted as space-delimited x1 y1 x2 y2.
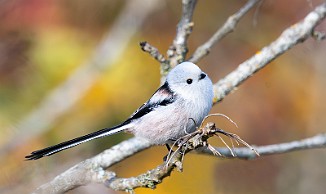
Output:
213 2 326 103
189 0 261 63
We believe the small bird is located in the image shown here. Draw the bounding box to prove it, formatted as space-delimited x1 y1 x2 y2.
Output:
25 62 214 160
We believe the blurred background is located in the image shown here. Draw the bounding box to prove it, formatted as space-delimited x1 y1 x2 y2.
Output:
0 0 325 193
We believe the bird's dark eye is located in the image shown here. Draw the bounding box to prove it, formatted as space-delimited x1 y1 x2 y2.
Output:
186 79 193 84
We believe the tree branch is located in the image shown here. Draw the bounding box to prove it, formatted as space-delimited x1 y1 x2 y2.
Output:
105 133 326 192
32 138 153 194
189 0 261 63
212 2 326 103
139 41 167 63
165 0 197 73
32 2 326 193
197 133 326 159
34 128 326 193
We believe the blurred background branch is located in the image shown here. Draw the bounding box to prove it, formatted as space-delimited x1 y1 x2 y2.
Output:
0 0 161 157
189 0 261 63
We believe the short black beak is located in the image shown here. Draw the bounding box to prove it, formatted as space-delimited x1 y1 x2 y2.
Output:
199 73 206 80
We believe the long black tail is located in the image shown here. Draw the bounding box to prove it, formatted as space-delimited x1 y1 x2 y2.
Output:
25 123 130 160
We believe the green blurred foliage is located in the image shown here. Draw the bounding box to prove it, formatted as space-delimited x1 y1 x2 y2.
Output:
0 0 325 194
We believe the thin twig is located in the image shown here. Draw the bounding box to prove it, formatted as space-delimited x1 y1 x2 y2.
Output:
189 0 261 63
139 41 167 63
201 113 239 129
197 133 326 159
212 128 260 156
215 134 236 156
164 122 258 167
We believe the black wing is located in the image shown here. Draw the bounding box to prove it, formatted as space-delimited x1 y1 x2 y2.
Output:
125 81 176 122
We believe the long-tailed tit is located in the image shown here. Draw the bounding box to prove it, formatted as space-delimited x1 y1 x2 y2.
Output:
26 62 214 160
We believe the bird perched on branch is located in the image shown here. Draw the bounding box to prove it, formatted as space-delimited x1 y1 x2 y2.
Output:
26 62 214 160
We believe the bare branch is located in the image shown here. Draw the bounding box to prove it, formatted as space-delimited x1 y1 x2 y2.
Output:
213 2 326 103
189 0 261 63
32 138 153 194
107 127 326 191
139 41 167 63
101 122 257 191
105 155 179 192
106 133 326 192
196 133 326 159
166 0 197 71
34 120 326 193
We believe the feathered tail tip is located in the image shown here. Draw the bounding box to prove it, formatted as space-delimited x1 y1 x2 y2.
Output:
25 139 79 160
25 125 127 160
25 151 47 160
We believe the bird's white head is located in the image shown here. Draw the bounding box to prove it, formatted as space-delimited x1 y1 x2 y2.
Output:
166 62 214 103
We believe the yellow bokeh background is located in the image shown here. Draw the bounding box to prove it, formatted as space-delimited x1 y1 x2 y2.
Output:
0 0 325 193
